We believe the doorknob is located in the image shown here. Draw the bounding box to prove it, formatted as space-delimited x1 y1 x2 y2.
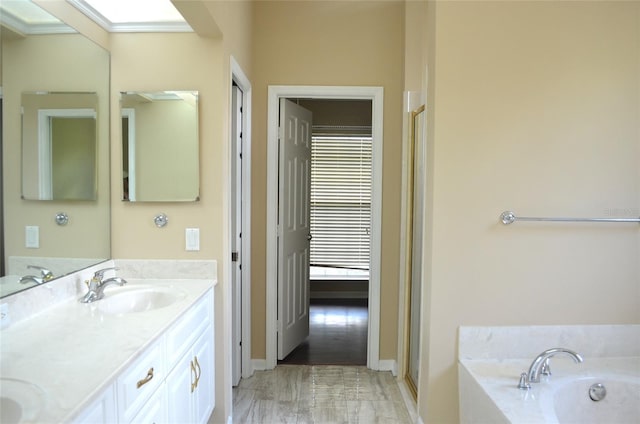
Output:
307 234 312 241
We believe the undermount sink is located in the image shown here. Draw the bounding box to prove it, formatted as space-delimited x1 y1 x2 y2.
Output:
0 378 47 424
97 286 186 315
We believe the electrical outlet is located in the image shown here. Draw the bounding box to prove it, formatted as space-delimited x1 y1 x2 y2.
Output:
1 303 10 329
185 228 200 251
25 226 39 248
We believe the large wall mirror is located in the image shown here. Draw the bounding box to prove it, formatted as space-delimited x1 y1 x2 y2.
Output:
121 91 199 202
1 1 110 298
21 91 98 201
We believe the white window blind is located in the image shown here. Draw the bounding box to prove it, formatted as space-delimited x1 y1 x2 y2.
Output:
310 133 372 270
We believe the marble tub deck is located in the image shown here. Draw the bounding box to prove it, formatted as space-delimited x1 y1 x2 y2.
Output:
233 365 412 424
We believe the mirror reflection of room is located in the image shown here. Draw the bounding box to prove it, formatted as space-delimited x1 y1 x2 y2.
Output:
120 91 199 202
1 1 110 298
21 92 98 201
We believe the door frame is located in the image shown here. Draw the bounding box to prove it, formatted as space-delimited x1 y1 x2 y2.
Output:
37 108 97 200
266 85 384 370
230 56 252 379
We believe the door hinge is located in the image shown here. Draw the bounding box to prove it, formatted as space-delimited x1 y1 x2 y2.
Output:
232 251 239 262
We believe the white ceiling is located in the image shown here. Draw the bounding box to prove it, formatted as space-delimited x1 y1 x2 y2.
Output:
0 0 192 35
68 0 192 32
0 0 75 34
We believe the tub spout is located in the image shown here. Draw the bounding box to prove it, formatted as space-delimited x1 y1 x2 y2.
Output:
526 348 583 384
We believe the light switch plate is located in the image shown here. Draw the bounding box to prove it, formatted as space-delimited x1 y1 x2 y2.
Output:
185 228 200 251
25 226 39 248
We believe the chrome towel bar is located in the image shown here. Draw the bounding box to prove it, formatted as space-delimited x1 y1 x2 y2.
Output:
500 211 640 225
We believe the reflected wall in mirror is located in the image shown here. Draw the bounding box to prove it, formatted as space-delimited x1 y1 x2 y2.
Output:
121 91 199 202
21 91 98 201
1 1 111 298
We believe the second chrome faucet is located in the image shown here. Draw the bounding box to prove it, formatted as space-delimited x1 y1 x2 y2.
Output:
518 348 583 389
80 267 127 303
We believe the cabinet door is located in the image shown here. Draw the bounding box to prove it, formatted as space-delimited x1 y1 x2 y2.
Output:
71 385 116 424
193 328 215 424
129 383 167 424
166 351 195 423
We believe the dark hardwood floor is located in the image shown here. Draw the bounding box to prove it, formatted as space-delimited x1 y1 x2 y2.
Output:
278 299 368 365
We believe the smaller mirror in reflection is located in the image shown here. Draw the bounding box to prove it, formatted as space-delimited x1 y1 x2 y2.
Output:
121 91 200 202
21 92 98 201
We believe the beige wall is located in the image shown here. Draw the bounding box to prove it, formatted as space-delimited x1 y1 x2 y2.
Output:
109 31 230 422
250 0 405 361
109 4 253 423
413 2 640 423
404 0 428 93
110 33 223 260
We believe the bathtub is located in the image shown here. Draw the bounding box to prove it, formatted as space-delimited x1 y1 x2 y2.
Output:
458 326 640 424
540 373 640 424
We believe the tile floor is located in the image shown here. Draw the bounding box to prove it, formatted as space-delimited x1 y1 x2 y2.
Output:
233 365 412 423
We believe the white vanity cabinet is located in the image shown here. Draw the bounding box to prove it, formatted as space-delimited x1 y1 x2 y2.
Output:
129 383 168 424
71 386 117 424
117 338 167 423
166 290 215 424
71 288 214 424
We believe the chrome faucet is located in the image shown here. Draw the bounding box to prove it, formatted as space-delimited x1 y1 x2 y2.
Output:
80 267 127 303
518 348 583 389
19 265 54 285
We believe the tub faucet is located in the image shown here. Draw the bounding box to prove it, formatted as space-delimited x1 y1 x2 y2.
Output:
518 348 583 389
80 267 127 303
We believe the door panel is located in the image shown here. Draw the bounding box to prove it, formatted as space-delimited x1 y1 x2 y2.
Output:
231 85 243 385
278 99 312 360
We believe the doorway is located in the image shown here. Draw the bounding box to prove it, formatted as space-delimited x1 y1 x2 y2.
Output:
230 58 252 385
265 85 385 371
278 98 372 366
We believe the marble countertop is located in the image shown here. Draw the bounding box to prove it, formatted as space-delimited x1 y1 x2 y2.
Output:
0 278 215 423
459 356 640 423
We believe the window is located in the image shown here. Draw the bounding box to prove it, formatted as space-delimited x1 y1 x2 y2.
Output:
310 132 372 275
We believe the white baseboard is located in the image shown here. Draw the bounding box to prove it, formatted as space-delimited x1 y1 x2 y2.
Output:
378 359 398 376
251 359 269 371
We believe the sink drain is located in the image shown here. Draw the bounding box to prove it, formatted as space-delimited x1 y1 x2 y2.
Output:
589 383 607 401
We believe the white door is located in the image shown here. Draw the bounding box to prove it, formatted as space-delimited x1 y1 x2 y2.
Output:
231 85 243 385
277 99 312 360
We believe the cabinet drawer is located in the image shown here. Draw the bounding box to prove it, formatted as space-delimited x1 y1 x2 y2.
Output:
117 338 166 423
128 383 167 424
166 289 213 369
